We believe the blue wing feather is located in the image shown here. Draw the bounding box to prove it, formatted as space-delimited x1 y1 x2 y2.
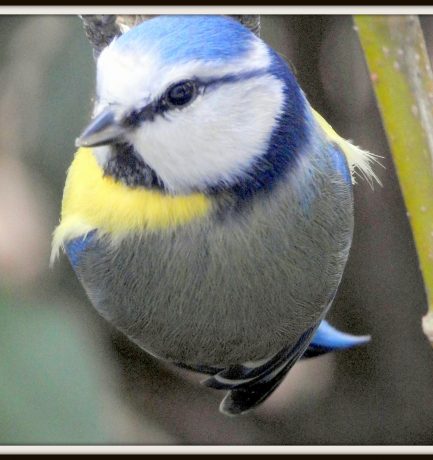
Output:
65 231 97 269
302 319 371 359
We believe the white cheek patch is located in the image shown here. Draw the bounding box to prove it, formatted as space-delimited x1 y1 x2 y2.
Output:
127 75 285 193
96 35 282 193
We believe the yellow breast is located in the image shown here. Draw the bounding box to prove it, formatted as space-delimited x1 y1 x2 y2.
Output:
51 148 212 261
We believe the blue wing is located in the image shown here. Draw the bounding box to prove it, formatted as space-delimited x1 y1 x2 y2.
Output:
302 319 371 359
65 231 97 270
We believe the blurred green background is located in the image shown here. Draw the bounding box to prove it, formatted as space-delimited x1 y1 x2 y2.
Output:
0 14 433 445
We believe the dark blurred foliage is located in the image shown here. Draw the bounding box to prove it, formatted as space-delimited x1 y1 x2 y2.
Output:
0 15 432 446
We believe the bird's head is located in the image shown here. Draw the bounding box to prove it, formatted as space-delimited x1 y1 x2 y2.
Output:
77 15 308 196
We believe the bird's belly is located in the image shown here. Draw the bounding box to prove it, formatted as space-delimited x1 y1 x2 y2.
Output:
72 165 354 365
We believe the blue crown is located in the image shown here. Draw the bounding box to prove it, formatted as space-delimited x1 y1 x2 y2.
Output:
113 15 257 64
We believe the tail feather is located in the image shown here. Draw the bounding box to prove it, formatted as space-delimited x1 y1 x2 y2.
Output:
172 319 371 416
216 326 317 415
219 361 293 416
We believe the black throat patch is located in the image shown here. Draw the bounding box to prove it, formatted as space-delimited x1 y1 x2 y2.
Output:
103 143 165 190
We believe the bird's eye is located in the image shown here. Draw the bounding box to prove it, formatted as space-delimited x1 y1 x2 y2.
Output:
166 80 198 108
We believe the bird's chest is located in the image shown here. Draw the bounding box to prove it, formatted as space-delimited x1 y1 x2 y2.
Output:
69 154 354 364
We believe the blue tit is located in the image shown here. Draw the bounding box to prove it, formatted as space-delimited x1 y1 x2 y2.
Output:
52 15 378 416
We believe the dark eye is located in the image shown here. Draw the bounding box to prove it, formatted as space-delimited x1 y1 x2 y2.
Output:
166 80 198 108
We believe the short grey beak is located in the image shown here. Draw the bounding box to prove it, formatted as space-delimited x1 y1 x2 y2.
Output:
75 109 126 148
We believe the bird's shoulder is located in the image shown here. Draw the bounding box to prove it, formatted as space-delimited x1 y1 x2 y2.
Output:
311 108 380 187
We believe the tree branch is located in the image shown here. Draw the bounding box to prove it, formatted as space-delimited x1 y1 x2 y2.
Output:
79 15 121 59
355 15 433 345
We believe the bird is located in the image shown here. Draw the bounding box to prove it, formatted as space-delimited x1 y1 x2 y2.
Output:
51 15 379 416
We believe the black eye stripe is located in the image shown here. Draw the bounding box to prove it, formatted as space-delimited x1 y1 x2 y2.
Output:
123 80 200 127
123 104 155 127
122 69 269 127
